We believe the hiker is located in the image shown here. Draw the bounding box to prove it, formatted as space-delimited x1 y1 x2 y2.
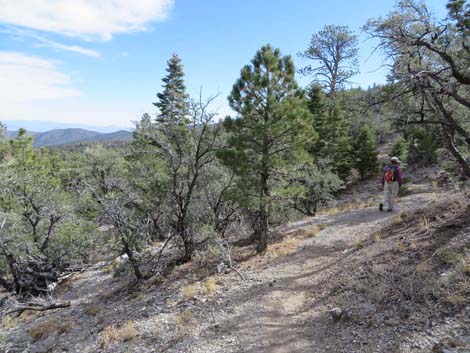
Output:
379 156 403 212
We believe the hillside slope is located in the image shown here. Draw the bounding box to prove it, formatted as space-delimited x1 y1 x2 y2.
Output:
6 128 132 147
1 179 469 353
33 128 101 147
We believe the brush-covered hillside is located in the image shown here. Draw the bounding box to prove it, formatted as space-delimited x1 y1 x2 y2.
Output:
6 128 132 147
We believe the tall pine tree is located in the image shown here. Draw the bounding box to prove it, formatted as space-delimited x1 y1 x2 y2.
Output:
305 85 352 179
352 124 378 179
219 45 316 253
154 53 189 125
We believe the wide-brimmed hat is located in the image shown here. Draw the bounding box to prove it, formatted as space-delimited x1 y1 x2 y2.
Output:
391 156 401 163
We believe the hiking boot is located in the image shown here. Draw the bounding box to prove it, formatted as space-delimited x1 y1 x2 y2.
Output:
379 203 383 211
387 209 393 212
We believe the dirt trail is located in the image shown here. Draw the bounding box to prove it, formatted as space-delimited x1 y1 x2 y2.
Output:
165 191 442 353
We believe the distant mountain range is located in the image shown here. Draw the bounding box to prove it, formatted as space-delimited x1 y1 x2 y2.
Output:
6 128 133 147
3 120 132 133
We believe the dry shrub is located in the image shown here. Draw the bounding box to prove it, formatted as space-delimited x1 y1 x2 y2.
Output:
181 282 199 300
202 277 218 295
438 249 463 265
100 325 119 347
438 254 470 307
358 264 437 305
119 321 138 342
30 318 58 342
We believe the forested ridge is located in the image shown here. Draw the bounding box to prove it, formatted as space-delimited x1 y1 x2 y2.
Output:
0 1 469 352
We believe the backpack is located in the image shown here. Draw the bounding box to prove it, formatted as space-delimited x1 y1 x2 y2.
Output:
384 165 397 183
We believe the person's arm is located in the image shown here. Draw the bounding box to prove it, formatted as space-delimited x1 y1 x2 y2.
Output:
381 166 386 187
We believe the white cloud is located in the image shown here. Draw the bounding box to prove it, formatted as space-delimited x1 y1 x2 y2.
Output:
34 37 100 57
0 51 80 102
2 27 100 57
0 0 175 40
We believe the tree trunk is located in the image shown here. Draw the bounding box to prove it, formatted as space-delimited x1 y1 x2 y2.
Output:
257 204 268 253
445 130 470 177
122 240 143 280
257 166 269 253
182 234 194 263
176 216 193 263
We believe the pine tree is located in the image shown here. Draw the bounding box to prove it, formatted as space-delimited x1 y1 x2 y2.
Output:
352 124 378 179
299 25 359 98
306 85 329 154
306 86 352 178
219 44 316 253
154 53 189 125
325 103 352 178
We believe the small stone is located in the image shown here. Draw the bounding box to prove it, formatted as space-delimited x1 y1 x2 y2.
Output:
329 307 347 322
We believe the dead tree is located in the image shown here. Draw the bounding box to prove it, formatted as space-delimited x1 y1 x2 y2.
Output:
365 0 470 177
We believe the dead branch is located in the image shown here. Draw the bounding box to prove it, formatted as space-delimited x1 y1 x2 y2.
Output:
5 301 71 315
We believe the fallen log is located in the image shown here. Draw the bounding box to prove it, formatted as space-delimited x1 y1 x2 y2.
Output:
5 301 71 315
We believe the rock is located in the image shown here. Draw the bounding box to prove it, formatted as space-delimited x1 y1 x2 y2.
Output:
217 263 226 274
329 307 348 322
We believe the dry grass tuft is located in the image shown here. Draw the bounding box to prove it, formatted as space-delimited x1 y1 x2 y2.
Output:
416 260 432 274
202 276 218 295
84 305 102 316
99 290 115 302
176 310 195 330
30 318 58 342
373 231 382 242
100 322 138 347
57 321 73 335
119 321 138 342
445 294 468 305
130 291 144 302
1 315 18 329
100 325 119 347
418 216 430 231
355 239 364 249
304 224 327 237
181 282 199 300
267 235 303 258
322 207 340 216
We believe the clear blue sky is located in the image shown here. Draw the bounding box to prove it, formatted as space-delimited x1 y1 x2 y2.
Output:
0 0 448 128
